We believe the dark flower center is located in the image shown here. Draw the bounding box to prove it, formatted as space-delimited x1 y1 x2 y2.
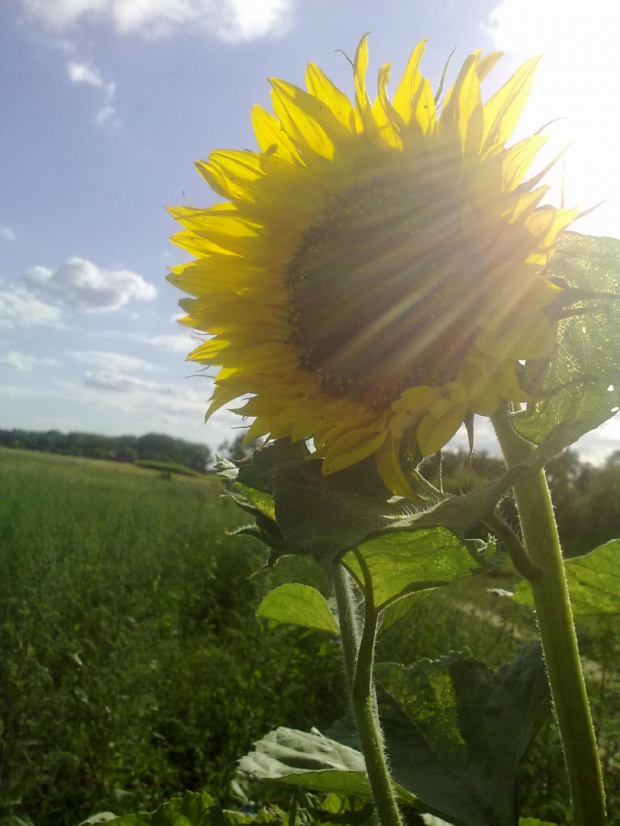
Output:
286 173 484 405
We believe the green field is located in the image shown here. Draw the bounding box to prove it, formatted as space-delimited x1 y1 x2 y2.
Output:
1 448 619 825
0 449 344 825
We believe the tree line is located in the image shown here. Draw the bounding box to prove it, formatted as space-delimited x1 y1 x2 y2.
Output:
0 428 213 473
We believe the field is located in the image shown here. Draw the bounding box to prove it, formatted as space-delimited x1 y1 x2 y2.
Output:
0 448 619 825
0 449 344 825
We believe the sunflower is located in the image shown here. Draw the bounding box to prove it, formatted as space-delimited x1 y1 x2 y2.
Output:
169 36 576 498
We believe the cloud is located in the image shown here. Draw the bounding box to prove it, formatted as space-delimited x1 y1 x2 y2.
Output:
84 370 180 394
0 285 64 329
140 333 196 353
23 256 157 312
0 226 17 242
68 61 115 98
96 104 117 126
71 349 155 372
67 60 119 128
0 351 61 372
23 0 293 42
79 370 217 419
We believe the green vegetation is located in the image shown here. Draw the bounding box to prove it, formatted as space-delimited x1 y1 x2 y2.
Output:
0 447 619 826
0 449 343 826
0 430 213 473
134 459 203 477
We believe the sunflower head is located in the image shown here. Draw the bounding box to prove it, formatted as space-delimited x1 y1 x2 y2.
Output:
169 36 576 498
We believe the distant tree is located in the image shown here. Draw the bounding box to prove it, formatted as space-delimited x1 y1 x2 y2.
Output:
218 432 264 461
136 433 212 472
116 445 138 463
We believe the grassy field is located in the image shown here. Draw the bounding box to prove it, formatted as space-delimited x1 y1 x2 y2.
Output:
0 449 344 825
0 448 618 825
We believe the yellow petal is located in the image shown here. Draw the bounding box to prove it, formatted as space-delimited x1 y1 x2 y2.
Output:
476 51 503 82
270 78 339 159
322 424 388 476
305 63 355 130
482 56 540 153
393 40 427 123
417 404 466 456
251 104 300 163
375 431 420 499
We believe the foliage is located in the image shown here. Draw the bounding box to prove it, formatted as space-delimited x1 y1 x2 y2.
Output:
0 450 344 826
134 459 203 478
239 645 549 826
0 430 213 472
515 232 620 446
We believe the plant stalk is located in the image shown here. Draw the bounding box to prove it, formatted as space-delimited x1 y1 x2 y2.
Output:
492 406 606 825
333 564 403 826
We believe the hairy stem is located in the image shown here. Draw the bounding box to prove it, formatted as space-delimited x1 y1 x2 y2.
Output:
333 565 403 826
492 405 606 825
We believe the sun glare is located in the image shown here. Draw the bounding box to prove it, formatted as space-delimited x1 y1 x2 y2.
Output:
488 0 620 237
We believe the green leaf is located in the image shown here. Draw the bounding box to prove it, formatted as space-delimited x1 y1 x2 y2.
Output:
516 232 620 445
374 643 550 826
233 482 276 522
344 528 483 611
111 792 220 825
238 726 368 794
513 538 620 615
79 817 119 825
271 455 405 562
238 726 415 804
256 584 339 634
519 819 557 826
378 591 432 632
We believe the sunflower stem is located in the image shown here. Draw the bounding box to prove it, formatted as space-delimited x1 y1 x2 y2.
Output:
333 565 403 826
492 405 606 825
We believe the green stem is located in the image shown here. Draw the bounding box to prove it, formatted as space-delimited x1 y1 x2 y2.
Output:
333 564 403 826
492 406 606 825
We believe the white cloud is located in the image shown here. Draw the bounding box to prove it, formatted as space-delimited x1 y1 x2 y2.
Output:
0 285 64 329
0 351 61 372
0 226 17 242
71 349 155 372
96 104 117 126
67 60 118 128
142 333 196 353
23 0 293 42
68 61 115 99
78 369 217 419
23 256 157 312
84 370 180 394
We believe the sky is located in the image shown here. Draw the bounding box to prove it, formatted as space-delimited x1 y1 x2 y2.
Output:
1 0 619 460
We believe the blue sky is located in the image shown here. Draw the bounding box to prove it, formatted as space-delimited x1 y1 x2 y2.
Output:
1 0 619 460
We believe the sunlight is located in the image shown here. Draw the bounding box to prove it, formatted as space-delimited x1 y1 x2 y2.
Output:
488 0 620 237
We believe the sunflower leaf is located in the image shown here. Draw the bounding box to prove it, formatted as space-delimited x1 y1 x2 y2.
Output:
343 528 485 611
256 583 339 634
516 231 620 445
237 726 417 805
513 538 620 615
374 643 550 826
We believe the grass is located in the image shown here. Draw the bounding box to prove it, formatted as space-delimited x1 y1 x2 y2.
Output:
0 449 344 826
0 447 618 826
